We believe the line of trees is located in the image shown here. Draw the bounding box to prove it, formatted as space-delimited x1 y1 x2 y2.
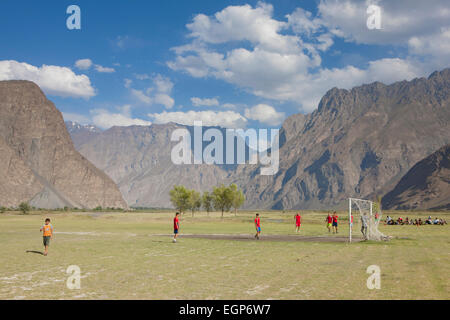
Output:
169 184 245 217
0 203 129 214
0 202 32 214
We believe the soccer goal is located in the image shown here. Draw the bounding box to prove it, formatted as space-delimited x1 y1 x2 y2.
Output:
348 198 389 242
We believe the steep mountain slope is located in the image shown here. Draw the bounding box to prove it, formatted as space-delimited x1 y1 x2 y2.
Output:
382 144 450 210
76 124 234 207
65 121 102 149
68 69 450 210
234 69 450 209
0 135 43 207
0 80 127 209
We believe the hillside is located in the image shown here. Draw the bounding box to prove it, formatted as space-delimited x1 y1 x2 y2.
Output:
65 121 102 149
382 144 450 210
0 80 127 209
234 69 450 209
68 69 450 209
75 124 234 207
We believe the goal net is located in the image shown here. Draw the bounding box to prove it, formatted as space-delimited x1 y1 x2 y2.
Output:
349 198 390 242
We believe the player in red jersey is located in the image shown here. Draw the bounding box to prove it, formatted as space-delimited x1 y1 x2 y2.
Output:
326 213 333 233
173 212 180 243
254 213 261 240
332 212 339 234
294 213 302 233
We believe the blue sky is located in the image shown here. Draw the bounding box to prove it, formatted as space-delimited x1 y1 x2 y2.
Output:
0 0 449 130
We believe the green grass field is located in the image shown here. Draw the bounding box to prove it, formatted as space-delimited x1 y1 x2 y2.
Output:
0 210 448 300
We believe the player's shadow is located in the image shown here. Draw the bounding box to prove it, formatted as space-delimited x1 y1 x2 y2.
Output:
26 250 44 255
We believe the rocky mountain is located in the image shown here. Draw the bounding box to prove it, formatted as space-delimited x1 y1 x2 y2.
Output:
74 123 245 207
0 80 127 209
68 68 450 210
382 144 450 210
233 68 450 209
65 121 102 149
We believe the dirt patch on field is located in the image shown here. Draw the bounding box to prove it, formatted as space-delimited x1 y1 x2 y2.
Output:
157 233 362 243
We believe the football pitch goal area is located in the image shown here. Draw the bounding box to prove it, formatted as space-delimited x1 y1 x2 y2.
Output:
349 198 390 242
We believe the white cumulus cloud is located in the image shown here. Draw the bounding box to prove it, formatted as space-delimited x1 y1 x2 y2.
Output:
191 97 220 107
244 104 285 126
317 0 450 46
131 89 152 104
129 74 175 109
148 110 248 128
154 93 175 109
91 105 152 129
94 65 115 73
62 112 91 125
75 59 93 70
75 58 115 73
168 1 449 112
0 60 95 98
124 78 133 88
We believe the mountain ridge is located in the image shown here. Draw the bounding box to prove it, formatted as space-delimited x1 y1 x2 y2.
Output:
382 144 450 210
66 68 450 209
233 68 450 209
0 80 127 209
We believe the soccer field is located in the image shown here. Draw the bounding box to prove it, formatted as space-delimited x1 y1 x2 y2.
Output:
0 210 448 300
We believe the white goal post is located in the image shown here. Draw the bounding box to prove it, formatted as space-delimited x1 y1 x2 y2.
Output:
348 198 389 242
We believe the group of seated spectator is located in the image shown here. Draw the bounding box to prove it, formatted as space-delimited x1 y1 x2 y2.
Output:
424 216 447 225
385 215 447 226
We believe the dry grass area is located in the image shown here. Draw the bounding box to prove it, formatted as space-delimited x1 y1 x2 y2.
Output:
0 210 448 300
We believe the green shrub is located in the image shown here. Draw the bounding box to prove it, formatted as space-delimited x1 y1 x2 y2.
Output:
18 202 31 215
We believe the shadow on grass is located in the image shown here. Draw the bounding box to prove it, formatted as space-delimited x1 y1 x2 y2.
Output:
26 250 44 255
358 240 393 245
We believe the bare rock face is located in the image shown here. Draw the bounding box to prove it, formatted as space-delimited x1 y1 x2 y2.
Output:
382 144 450 210
0 135 43 207
76 123 231 207
65 121 102 149
67 68 450 210
234 68 450 209
0 80 127 209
